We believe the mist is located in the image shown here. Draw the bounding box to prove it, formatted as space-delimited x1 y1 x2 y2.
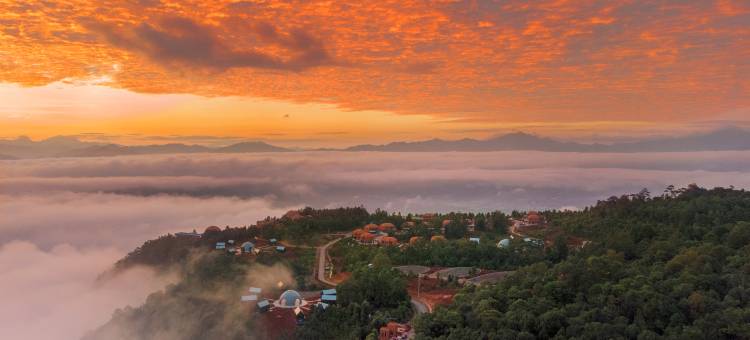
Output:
0 241 177 340
2 151 750 339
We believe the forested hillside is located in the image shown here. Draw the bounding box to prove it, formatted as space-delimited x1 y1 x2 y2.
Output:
415 186 750 339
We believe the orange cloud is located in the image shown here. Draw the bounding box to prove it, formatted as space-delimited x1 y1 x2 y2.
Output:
0 0 747 125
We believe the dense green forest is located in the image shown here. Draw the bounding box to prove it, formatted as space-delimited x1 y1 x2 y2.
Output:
414 186 750 339
296 264 412 339
331 237 545 272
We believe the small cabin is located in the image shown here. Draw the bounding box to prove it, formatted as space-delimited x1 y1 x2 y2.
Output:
275 246 286 253
469 237 480 244
175 231 201 238
321 294 337 304
256 300 270 313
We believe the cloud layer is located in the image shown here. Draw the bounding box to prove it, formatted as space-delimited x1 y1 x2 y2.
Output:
2 150 750 339
0 241 177 340
4 151 750 225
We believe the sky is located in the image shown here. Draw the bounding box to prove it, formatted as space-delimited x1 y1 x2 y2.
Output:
1 0 748 146
2 2 749 338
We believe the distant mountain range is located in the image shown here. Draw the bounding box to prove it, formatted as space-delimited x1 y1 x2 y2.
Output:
2 127 749 159
0 136 291 159
344 127 750 153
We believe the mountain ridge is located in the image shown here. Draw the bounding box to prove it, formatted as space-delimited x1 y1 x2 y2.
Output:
343 127 750 152
2 127 749 158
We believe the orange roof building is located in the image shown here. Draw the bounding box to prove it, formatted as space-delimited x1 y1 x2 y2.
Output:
409 236 422 245
378 236 398 246
352 228 365 239
204 226 221 234
525 211 543 225
283 210 305 221
378 222 396 232
379 322 410 340
359 233 376 243
431 235 447 242
363 223 378 232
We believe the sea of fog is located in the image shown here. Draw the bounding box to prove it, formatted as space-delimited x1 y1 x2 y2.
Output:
2 150 750 339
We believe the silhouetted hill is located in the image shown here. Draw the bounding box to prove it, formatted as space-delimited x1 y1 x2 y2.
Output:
216 141 291 153
345 128 750 152
2 128 749 158
0 137 291 159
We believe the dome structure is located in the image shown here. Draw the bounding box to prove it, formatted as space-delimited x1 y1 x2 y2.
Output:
526 212 542 224
275 290 306 308
498 238 511 248
379 236 398 246
378 223 396 231
364 223 378 232
352 228 364 238
204 226 221 234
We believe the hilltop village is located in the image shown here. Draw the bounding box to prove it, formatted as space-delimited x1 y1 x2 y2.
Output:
92 186 750 340
111 205 585 339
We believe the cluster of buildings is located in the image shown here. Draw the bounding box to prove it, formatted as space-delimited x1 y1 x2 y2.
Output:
497 236 544 248
516 211 546 230
255 209 308 228
247 287 337 335
205 226 286 255
352 223 399 245
351 215 481 247
378 321 410 340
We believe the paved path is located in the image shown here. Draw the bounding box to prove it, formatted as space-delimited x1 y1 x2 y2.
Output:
410 298 430 314
315 233 350 287
313 231 431 333
508 219 526 238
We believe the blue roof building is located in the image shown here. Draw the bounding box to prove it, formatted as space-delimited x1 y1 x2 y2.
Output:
256 299 270 312
321 288 336 296
215 242 226 250
276 246 286 252
241 241 254 252
277 290 303 308
321 294 337 303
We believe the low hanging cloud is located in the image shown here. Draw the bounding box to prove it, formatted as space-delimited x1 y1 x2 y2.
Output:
0 193 292 250
0 241 177 340
2 150 750 339
3 151 750 247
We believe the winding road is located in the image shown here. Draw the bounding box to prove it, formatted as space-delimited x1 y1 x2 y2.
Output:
315 233 350 286
313 233 430 317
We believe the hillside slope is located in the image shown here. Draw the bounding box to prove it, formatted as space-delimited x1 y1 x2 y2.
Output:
415 186 750 339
